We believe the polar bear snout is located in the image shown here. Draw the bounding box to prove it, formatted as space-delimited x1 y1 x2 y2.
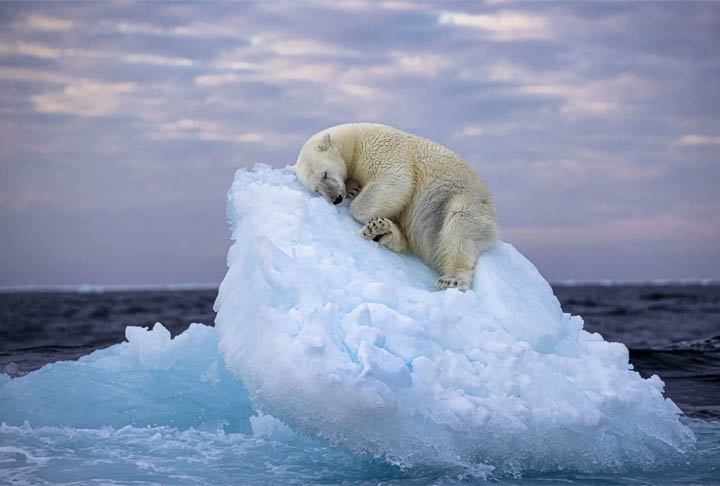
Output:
317 176 346 206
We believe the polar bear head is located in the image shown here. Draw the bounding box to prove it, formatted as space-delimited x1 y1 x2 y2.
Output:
293 133 347 205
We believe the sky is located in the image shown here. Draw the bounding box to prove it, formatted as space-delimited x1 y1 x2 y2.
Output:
1 1 719 286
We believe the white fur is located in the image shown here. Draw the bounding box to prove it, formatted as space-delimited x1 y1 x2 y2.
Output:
294 123 498 291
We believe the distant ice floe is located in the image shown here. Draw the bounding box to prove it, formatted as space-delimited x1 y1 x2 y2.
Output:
213 165 696 474
0 282 219 294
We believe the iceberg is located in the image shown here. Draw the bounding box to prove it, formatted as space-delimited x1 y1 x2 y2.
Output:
214 164 695 474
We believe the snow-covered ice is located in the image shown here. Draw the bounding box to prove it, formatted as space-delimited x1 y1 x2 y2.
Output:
213 164 695 473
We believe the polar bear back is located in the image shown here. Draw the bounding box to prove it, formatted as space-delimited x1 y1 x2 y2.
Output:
327 123 487 193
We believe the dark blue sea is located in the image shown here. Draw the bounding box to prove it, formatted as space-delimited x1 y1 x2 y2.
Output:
1 284 718 485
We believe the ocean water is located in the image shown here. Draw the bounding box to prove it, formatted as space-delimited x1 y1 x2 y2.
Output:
1 285 718 485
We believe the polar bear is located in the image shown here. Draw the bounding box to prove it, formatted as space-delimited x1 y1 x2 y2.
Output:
293 123 498 291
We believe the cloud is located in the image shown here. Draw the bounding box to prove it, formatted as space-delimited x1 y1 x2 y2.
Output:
296 0 368 11
151 118 302 146
503 211 720 247
31 81 135 117
0 39 200 68
21 14 246 40
24 14 75 31
0 41 61 59
527 151 666 185
379 1 425 10
674 134 720 146
480 61 658 119
456 122 523 137
0 66 70 84
194 73 245 87
102 20 242 39
120 53 196 68
252 36 360 57
438 10 551 41
256 58 339 84
392 52 452 77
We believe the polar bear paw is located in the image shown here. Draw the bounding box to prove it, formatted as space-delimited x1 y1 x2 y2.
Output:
345 179 362 200
361 218 408 252
436 275 470 292
361 217 392 242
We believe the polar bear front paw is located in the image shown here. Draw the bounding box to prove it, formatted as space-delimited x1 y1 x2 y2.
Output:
345 179 362 200
436 275 470 292
361 217 392 242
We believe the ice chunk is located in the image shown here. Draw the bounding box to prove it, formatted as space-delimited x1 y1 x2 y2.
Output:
0 323 253 433
214 164 695 474
125 322 176 370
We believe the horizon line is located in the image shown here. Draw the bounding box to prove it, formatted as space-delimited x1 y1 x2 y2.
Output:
1 279 719 294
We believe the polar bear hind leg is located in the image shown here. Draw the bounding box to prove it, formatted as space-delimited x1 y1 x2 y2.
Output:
435 194 496 291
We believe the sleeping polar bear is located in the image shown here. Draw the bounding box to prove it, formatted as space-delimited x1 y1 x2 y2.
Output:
293 123 498 291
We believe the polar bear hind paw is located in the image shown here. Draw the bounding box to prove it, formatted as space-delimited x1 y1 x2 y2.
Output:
361 217 392 241
436 275 470 292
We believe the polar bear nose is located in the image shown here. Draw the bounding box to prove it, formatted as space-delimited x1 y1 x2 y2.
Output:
333 195 343 205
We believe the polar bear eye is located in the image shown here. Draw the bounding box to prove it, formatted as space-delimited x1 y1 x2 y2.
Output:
322 171 328 180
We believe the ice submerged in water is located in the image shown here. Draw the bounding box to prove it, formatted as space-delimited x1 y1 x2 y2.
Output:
213 164 695 473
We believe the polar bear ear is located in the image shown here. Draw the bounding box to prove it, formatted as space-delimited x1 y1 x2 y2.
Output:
317 133 331 152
